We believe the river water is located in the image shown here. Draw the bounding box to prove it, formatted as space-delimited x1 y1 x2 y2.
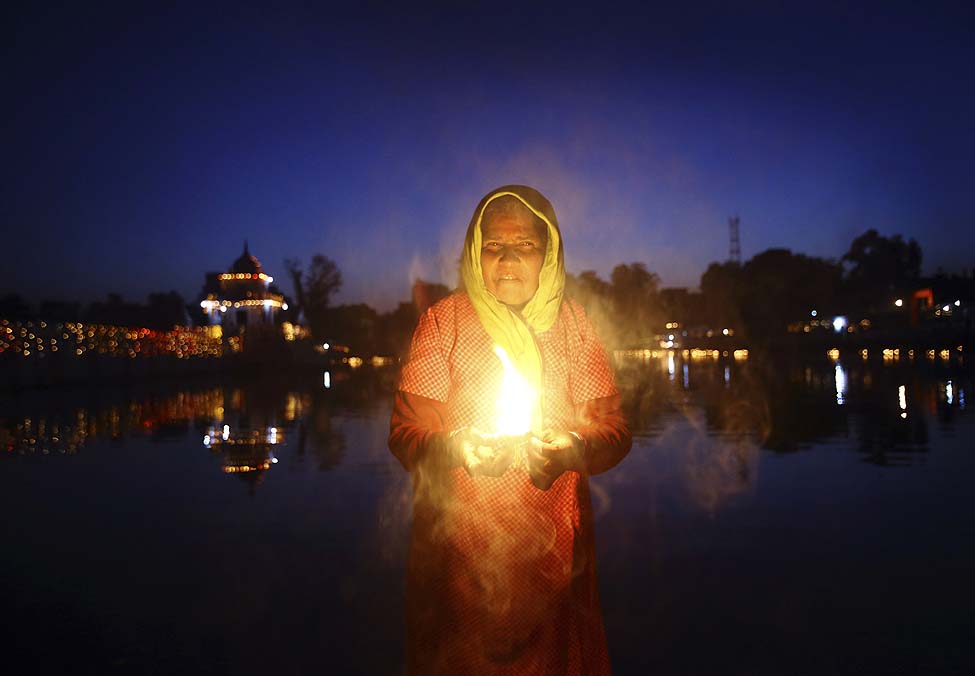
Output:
2 353 972 675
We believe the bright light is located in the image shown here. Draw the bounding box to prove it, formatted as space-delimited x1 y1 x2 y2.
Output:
724 366 731 385
493 345 536 435
811 310 818 317
834 363 847 405
943 305 951 312
222 424 229 441
894 298 903 307
722 328 730 336
955 300 961 307
323 371 331 389
282 303 289 310
832 316 848 333
267 427 278 444
668 334 674 341
667 351 676 379
898 385 907 413
203 434 211 447
322 342 330 350
946 381 954 406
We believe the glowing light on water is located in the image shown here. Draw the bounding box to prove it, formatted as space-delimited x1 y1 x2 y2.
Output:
682 363 689 389
667 351 676 380
724 366 731 386
267 427 278 444
323 371 331 389
960 388 966 409
834 363 847 405
946 381 954 406
899 385 907 419
222 424 229 441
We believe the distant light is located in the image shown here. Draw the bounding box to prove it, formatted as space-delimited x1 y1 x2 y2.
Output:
832 316 848 333
222 424 229 441
894 298 903 307
668 334 674 341
267 427 278 444
811 310 818 317
942 305 951 312
322 342 330 350
722 328 730 336
834 363 847 405
282 303 289 310
323 371 331 389
955 300 961 307
203 434 211 447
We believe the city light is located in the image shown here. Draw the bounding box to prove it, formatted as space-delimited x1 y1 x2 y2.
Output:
834 363 847 405
832 316 848 333
894 298 903 307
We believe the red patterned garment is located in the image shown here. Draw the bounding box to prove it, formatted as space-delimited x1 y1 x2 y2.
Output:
389 292 631 675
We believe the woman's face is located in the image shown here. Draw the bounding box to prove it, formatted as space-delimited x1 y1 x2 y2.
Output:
480 209 547 310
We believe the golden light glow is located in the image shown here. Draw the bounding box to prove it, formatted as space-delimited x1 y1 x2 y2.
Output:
493 345 536 436
218 273 274 283
827 348 840 360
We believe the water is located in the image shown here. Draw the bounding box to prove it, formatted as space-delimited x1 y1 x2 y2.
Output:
1 355 973 675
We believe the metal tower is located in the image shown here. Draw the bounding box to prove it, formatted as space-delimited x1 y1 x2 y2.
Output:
729 216 741 264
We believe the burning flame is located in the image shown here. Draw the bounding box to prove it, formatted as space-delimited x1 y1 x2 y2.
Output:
493 345 536 436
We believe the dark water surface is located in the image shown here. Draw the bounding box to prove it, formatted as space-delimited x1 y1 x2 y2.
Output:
2 354 973 675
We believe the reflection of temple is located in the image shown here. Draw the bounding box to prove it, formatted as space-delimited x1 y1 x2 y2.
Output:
199 241 288 335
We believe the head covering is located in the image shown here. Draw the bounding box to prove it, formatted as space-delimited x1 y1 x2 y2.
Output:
460 185 566 427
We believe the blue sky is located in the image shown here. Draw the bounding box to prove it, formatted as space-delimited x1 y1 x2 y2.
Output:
5 2 973 310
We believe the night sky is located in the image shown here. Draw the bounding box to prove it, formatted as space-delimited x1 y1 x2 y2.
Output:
5 2 973 311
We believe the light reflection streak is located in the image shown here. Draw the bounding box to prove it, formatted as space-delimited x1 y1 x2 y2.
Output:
323 371 331 389
667 351 676 381
899 385 907 419
834 362 847 405
724 366 730 386
682 363 689 389
946 381 953 406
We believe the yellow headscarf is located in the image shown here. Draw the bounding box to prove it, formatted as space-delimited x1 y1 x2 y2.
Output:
459 186 566 425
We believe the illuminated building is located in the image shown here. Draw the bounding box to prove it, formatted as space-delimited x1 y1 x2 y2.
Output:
199 241 288 334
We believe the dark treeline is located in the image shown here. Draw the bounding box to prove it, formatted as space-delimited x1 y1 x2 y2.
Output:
0 291 190 331
4 229 973 356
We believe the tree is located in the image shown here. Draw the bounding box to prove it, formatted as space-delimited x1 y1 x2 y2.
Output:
842 229 922 309
284 254 342 339
609 263 661 345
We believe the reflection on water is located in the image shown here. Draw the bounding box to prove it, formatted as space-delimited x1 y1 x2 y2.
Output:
2 355 974 674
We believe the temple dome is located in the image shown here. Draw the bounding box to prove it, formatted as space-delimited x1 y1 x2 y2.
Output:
231 241 263 274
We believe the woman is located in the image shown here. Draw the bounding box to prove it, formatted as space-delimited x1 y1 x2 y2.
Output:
389 185 631 675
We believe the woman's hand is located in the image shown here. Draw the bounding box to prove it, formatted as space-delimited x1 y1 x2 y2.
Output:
447 427 517 478
525 429 586 490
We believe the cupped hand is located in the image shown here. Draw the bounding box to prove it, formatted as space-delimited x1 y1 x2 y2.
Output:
447 427 517 478
525 428 586 490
